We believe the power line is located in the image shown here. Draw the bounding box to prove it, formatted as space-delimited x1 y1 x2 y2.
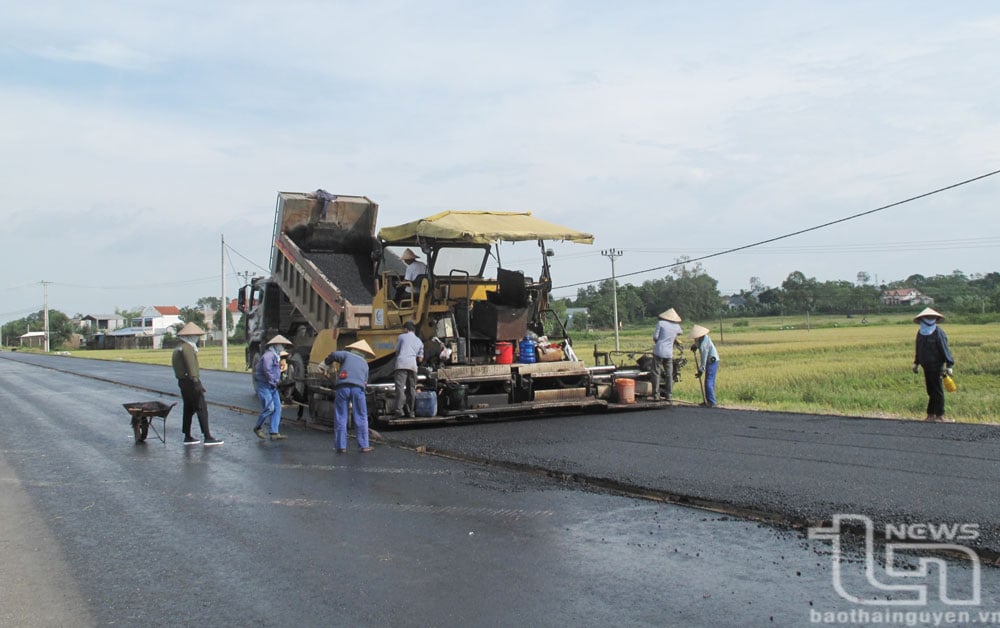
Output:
50 276 219 290
225 242 268 273
554 168 1000 290
627 236 1000 255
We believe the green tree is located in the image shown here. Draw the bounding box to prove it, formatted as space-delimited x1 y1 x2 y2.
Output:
781 271 817 314
2 309 75 349
635 258 721 321
212 304 233 332
180 306 206 328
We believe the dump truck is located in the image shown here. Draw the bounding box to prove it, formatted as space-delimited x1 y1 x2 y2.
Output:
237 189 661 427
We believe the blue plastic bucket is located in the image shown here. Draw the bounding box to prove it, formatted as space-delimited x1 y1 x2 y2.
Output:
414 390 438 417
519 339 537 363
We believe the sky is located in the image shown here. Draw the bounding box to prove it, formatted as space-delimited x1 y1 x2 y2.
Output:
3 1 1000 324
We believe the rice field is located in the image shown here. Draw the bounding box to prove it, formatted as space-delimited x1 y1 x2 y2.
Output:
582 314 1000 424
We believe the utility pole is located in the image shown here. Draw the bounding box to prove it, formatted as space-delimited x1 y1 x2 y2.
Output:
221 234 228 369
41 280 51 352
601 249 623 351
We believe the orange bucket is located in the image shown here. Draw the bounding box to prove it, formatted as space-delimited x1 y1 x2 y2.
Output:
495 341 513 365
615 378 635 404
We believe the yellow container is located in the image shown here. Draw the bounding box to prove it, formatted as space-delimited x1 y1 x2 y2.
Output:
943 374 957 393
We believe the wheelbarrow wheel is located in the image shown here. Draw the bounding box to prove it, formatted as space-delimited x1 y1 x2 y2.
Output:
133 418 149 443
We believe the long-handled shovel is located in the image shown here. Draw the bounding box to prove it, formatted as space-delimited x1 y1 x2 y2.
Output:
697 370 708 406
692 344 708 406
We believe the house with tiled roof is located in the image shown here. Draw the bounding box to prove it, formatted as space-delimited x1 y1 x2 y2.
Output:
101 305 184 350
881 288 934 306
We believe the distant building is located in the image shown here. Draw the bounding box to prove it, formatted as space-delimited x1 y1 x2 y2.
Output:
723 295 749 310
19 331 46 348
203 300 242 341
99 305 184 349
881 288 934 306
106 326 155 350
80 314 124 332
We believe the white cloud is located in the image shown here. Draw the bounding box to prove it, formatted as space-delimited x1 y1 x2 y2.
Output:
1 1 999 316
34 39 154 71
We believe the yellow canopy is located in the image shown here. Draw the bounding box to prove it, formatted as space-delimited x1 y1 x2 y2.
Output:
378 211 594 245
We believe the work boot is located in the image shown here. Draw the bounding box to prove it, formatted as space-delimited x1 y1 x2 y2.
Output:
253 427 266 440
270 433 287 440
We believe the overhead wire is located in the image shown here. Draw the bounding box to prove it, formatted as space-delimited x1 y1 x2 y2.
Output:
554 168 1000 290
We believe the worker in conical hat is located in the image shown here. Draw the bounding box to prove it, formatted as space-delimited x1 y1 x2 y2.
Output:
171 321 222 446
397 248 428 301
176 322 205 337
321 338 375 453
346 339 376 358
658 308 682 323
651 308 683 402
912 308 954 422
689 324 719 408
912 307 944 323
253 334 294 441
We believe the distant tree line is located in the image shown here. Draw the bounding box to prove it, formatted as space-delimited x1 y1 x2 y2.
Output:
565 263 1000 329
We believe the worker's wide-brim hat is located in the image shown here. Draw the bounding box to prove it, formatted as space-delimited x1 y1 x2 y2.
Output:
658 308 682 323
913 307 944 323
176 322 205 336
346 339 376 358
267 334 292 345
401 248 420 262
689 324 710 339
279 350 289 358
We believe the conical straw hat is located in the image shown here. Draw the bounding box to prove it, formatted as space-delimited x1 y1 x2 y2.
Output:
658 308 681 322
346 339 376 358
267 334 292 345
912 307 944 323
177 322 205 336
689 324 710 339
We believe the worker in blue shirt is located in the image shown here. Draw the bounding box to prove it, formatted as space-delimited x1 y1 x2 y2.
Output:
393 321 424 417
321 339 376 453
254 334 292 440
690 324 720 408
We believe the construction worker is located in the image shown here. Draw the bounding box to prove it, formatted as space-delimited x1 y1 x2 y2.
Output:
395 248 427 301
171 322 223 446
320 339 376 453
690 324 719 408
651 308 683 401
393 321 424 417
912 307 955 422
254 335 292 440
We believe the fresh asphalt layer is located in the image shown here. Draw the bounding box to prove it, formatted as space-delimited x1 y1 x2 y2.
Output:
383 405 1000 555
6 351 1000 555
1 352 998 626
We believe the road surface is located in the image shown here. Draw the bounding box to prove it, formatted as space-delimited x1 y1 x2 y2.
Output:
1 353 997 627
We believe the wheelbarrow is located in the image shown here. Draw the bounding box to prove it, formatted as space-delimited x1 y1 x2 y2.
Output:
123 401 177 444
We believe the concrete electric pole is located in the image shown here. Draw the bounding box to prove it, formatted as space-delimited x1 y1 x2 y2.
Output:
601 249 623 351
